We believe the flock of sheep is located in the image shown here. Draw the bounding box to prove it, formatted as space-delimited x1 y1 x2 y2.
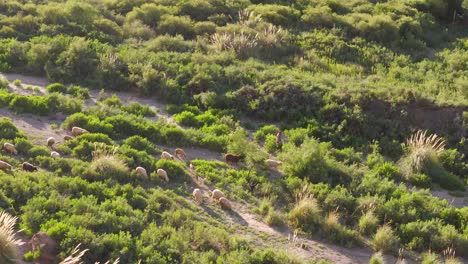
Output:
1 126 283 211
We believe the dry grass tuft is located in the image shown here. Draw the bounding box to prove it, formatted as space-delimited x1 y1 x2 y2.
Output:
237 9 262 27
0 210 24 264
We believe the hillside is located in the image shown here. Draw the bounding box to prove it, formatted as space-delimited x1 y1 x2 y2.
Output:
0 0 467 263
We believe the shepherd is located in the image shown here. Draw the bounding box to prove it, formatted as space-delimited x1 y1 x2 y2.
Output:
276 130 283 150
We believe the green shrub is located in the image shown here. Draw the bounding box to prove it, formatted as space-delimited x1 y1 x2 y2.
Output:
23 250 41 261
154 159 190 183
288 198 322 234
0 117 23 140
29 146 50 158
358 211 379 236
14 138 33 155
67 85 91 99
369 252 385 264
123 136 160 155
253 125 279 142
322 212 361 247
372 225 398 253
264 134 277 154
408 173 431 188
420 251 442 264
46 83 66 93
174 111 200 127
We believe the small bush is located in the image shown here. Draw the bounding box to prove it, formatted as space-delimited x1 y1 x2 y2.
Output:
174 111 200 127
29 146 50 158
264 134 277 154
288 198 322 234
13 79 21 86
408 173 431 188
420 251 442 264
14 138 33 155
253 125 279 142
372 225 398 253
369 252 385 264
154 159 190 183
46 83 66 93
358 211 379 236
0 118 23 140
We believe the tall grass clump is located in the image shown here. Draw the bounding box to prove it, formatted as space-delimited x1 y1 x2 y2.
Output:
288 198 322 234
358 210 379 236
372 225 399 253
0 210 24 264
369 252 385 264
421 251 442 264
86 143 129 183
399 130 464 191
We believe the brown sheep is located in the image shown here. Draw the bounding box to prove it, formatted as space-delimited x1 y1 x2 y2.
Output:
30 232 57 263
157 168 169 182
63 135 74 141
219 197 231 210
22 162 38 172
0 160 12 171
3 142 17 155
224 153 241 164
193 188 203 204
47 137 55 147
71 126 88 136
211 189 225 201
161 151 174 160
175 148 187 159
50 151 60 158
175 148 187 160
135 166 148 178
265 159 282 168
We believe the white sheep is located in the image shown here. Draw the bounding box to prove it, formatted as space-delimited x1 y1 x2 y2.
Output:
0 160 12 171
157 168 169 182
47 137 55 147
219 197 231 210
3 143 17 155
71 126 88 136
135 166 148 178
193 188 203 204
265 159 282 168
161 151 174 160
50 151 60 158
211 189 224 201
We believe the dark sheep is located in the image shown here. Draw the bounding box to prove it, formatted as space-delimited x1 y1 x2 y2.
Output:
224 153 241 164
22 162 38 172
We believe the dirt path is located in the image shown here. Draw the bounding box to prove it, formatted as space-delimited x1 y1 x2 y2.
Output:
430 190 468 208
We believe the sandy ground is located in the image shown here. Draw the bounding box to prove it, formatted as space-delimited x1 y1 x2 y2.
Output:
2 73 465 264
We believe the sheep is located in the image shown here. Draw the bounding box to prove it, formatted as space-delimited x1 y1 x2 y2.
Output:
22 162 38 172
265 159 282 168
0 160 12 171
47 137 55 147
161 151 174 160
3 142 17 155
211 189 225 201
71 126 88 136
175 148 187 160
157 168 169 182
63 135 74 141
135 166 148 178
193 188 203 204
224 153 241 164
50 151 60 158
219 197 231 210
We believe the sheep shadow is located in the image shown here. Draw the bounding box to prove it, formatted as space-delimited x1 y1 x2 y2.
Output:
224 209 248 226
